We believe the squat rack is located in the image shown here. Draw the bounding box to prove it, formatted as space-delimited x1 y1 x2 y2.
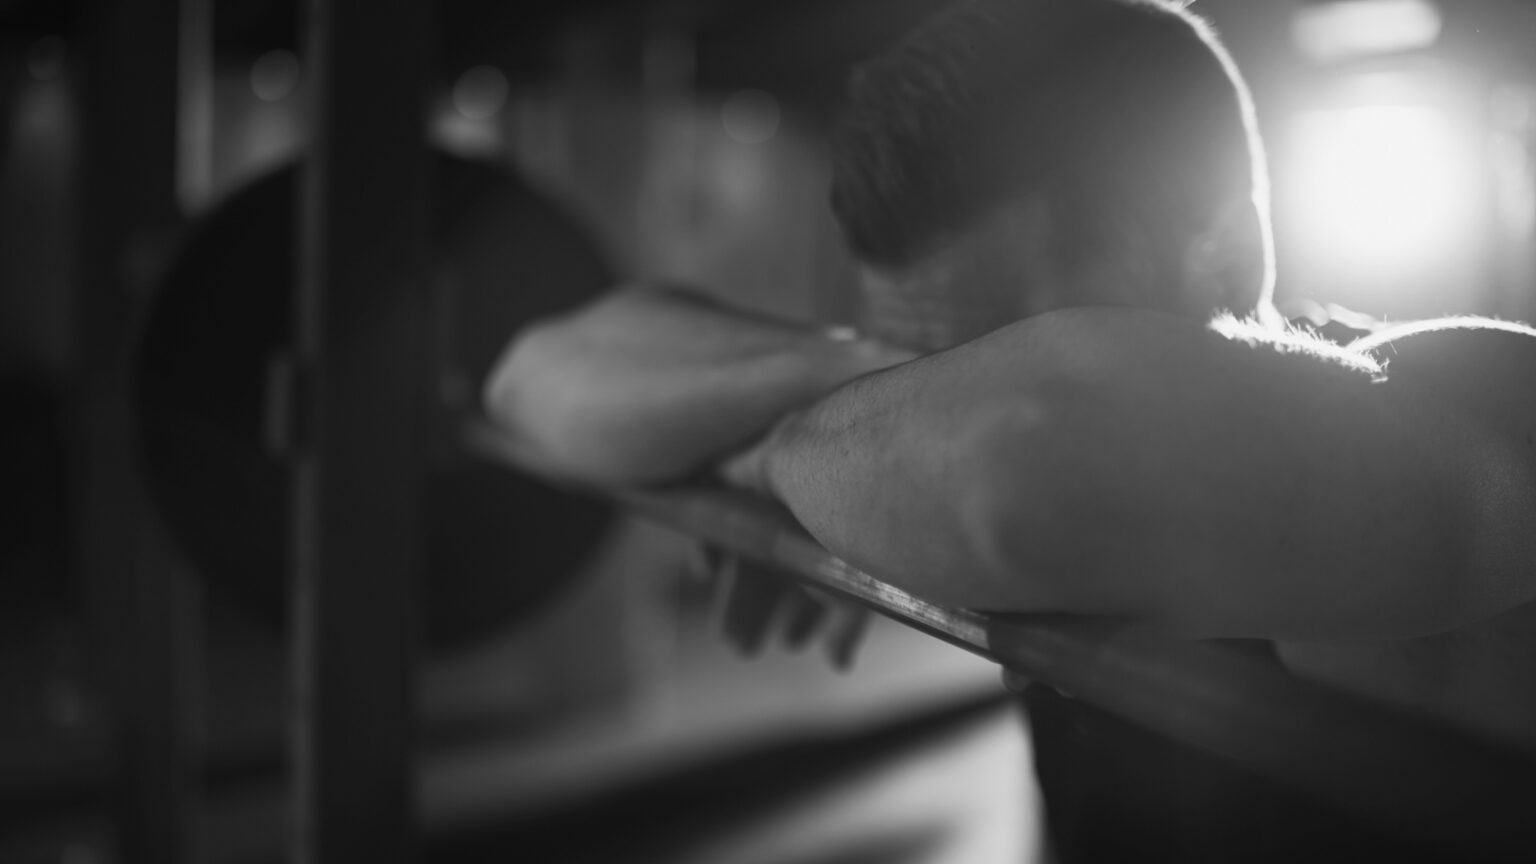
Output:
74 0 431 861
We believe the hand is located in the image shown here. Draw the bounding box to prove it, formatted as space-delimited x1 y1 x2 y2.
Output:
999 668 1073 700
688 541 872 670
715 428 776 497
708 431 876 669
999 668 1031 694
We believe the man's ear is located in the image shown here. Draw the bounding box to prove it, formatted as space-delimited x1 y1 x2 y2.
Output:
1184 196 1269 315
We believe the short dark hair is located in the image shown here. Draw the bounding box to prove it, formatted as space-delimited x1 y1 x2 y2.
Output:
830 0 1267 303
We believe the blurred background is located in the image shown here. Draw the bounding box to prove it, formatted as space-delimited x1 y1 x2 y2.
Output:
1 0 1533 862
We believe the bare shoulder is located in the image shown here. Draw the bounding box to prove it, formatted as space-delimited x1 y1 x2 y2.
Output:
1237 316 1536 718
1357 317 1536 621
1352 317 1536 428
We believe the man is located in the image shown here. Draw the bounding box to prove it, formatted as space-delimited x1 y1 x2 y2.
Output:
486 0 1536 858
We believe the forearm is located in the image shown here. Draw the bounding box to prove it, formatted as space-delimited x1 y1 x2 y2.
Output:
484 286 912 484
753 307 1526 640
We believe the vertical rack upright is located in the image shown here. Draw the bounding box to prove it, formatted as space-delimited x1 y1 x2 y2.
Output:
289 0 434 861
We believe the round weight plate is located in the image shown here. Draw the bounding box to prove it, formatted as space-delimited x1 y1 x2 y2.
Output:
137 153 615 654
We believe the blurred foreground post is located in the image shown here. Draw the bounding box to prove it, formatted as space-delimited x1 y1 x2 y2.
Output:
74 0 203 861
288 0 433 861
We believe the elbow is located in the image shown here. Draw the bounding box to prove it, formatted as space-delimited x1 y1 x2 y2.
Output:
481 322 547 438
480 320 679 485
480 320 592 476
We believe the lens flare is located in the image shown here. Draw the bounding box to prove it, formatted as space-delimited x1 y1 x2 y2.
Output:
1287 103 1476 275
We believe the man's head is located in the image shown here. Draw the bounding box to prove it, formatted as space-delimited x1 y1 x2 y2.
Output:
830 0 1274 350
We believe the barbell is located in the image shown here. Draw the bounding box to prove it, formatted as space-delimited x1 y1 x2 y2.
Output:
466 421 1536 859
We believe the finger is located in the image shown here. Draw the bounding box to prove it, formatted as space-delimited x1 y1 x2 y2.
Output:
999 668 1031 694
780 588 829 650
828 607 872 671
682 541 718 586
697 543 728 597
680 543 732 613
675 541 720 607
799 584 841 606
717 440 771 494
722 557 788 656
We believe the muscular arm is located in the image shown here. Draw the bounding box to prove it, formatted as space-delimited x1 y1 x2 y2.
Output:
482 285 914 484
735 307 1536 641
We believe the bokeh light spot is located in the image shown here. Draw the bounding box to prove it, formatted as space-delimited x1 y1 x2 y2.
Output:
721 89 780 145
1287 103 1475 274
251 50 301 102
452 65 509 121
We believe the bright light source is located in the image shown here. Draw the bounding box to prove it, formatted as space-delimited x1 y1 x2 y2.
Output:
452 66 508 120
250 50 301 102
1293 0 1442 62
1286 103 1476 276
